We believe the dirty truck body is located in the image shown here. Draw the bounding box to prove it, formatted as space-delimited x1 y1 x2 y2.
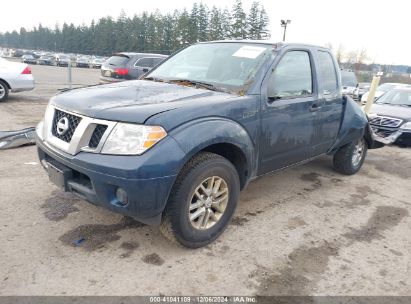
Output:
36 41 379 247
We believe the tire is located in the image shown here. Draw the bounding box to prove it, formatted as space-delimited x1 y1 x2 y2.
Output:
160 152 240 248
0 80 9 102
333 137 367 175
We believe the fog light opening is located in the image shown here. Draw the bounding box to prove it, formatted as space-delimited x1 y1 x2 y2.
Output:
40 159 49 169
116 187 128 206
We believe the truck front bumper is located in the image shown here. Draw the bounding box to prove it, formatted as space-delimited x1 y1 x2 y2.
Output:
36 138 180 225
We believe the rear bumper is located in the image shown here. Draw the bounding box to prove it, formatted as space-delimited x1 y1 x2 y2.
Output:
36 137 183 225
10 75 35 92
99 76 124 84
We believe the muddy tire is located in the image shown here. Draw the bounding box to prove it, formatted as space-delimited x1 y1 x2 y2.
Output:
333 137 367 175
0 80 9 102
160 152 240 248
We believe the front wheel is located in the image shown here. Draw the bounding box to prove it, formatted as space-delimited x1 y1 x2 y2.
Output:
333 137 367 175
0 80 9 102
160 152 240 248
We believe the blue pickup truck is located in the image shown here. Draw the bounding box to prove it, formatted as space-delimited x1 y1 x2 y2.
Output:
36 41 382 248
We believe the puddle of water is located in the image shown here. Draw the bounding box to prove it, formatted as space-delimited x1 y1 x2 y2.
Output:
59 217 144 251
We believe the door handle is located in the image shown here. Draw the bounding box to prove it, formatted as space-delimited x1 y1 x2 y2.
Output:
309 104 322 112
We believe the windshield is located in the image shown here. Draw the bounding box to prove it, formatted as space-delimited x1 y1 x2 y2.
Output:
107 55 129 66
147 42 272 93
378 83 398 92
376 89 411 106
341 71 357 87
358 83 370 89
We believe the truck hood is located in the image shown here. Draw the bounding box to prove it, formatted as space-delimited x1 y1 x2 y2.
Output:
370 103 411 121
50 80 232 123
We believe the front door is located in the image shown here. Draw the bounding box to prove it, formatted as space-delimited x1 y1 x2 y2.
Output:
314 50 343 152
258 50 321 175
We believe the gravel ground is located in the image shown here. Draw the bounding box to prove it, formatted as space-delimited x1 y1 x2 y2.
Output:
0 63 410 296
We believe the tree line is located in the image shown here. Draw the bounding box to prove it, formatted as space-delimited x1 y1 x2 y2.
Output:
0 0 270 56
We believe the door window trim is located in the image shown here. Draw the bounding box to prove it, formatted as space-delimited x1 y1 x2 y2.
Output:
316 50 339 96
266 49 316 100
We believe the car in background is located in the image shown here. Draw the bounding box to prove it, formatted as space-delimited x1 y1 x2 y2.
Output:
100 52 168 83
55 54 70 67
340 70 358 97
353 82 370 101
90 57 105 69
369 88 411 146
37 55 54 66
361 82 411 103
21 54 37 65
11 49 24 57
0 57 35 102
76 56 91 68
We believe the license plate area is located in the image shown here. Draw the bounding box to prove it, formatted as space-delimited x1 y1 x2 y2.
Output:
46 161 73 190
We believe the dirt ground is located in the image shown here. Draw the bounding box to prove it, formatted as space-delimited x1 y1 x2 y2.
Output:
0 64 410 296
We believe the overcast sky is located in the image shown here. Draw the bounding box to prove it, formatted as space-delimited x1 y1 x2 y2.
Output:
1 0 410 65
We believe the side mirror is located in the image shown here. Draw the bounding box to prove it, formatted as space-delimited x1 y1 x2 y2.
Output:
143 68 149 73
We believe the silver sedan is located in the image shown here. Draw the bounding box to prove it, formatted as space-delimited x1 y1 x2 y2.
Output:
0 58 35 102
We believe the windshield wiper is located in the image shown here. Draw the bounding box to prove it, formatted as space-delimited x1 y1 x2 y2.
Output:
166 79 219 92
143 76 165 82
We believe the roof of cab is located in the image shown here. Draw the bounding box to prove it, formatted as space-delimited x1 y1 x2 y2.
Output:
199 40 331 51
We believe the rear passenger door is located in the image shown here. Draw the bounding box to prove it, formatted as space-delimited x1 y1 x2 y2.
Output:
314 50 343 152
258 49 321 175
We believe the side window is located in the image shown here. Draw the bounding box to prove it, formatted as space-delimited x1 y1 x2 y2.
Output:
135 57 154 68
153 57 164 66
268 51 312 98
317 51 338 94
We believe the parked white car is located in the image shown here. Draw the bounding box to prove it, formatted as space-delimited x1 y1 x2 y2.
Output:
0 58 35 102
361 82 411 103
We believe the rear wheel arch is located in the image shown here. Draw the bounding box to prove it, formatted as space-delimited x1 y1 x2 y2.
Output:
0 79 11 89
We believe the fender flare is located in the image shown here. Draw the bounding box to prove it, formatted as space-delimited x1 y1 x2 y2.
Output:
169 117 257 183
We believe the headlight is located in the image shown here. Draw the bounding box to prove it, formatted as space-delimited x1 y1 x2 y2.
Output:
101 123 167 155
400 122 411 131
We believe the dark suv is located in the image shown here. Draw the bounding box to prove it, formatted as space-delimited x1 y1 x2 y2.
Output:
100 52 167 83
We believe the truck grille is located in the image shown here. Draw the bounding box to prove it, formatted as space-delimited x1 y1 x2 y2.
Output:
369 115 402 128
88 124 108 148
51 109 82 143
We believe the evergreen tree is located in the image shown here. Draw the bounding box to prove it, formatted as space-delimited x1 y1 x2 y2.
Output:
177 9 191 47
0 1 270 55
247 2 260 39
189 3 199 43
197 3 209 42
208 7 224 41
258 6 270 39
221 8 232 39
231 0 246 39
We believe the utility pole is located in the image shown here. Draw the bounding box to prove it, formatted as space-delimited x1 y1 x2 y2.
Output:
281 19 291 42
